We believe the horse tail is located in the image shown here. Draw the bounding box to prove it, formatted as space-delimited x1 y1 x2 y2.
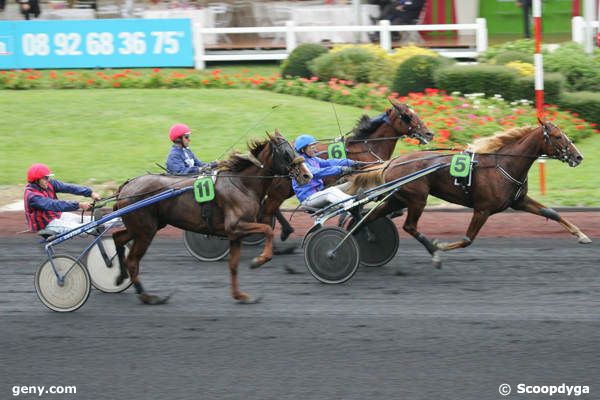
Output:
346 163 387 194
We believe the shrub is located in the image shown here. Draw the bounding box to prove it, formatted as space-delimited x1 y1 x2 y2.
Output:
513 73 564 104
557 91 600 127
493 50 534 65
281 43 328 78
392 55 454 95
544 42 600 92
505 61 534 77
435 65 521 100
309 47 377 83
478 39 535 63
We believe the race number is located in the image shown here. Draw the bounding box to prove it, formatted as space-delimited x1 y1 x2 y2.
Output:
450 154 471 178
193 177 215 203
328 142 347 159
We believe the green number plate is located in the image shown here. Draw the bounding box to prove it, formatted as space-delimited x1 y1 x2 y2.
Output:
194 177 215 203
327 142 347 159
450 154 471 178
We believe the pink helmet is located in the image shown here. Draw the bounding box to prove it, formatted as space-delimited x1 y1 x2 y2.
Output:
27 163 53 183
169 123 191 141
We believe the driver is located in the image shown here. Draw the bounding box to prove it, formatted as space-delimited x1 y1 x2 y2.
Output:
24 163 101 234
166 123 218 174
292 134 362 209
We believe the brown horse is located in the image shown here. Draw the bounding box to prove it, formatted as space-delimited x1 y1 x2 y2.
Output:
267 99 434 240
112 132 312 304
349 119 590 268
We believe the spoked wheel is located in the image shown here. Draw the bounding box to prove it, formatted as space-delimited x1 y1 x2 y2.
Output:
183 231 229 262
347 217 399 267
35 255 91 312
85 237 132 293
304 227 360 284
241 215 276 246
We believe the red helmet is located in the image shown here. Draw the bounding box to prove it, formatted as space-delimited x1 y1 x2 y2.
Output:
169 123 191 141
27 163 53 183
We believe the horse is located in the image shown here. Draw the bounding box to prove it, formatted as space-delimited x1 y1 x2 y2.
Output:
348 119 590 268
267 98 434 241
112 132 312 304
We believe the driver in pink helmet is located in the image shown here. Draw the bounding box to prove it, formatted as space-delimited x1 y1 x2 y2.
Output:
166 123 218 174
23 163 101 234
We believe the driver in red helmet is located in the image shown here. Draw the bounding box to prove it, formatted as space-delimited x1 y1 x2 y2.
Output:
24 163 101 234
166 123 218 174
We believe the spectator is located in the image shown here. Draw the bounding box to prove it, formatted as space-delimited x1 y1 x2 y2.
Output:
516 0 532 38
382 0 425 25
18 0 41 20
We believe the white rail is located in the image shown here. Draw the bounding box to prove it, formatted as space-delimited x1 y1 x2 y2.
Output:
572 16 599 50
193 18 488 69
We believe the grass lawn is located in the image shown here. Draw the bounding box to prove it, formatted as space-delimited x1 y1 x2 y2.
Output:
1 88 598 206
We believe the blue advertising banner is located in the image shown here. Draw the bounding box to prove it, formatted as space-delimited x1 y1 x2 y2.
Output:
0 18 194 69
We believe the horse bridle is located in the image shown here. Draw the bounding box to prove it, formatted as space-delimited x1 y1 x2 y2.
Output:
389 105 429 143
271 137 305 179
541 122 574 163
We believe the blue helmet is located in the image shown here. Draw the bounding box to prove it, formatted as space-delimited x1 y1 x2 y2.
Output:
294 134 318 152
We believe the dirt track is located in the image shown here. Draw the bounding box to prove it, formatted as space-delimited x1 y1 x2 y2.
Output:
2 209 598 239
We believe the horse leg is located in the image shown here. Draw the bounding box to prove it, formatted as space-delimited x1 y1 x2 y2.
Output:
123 231 167 305
275 208 294 241
397 198 446 268
435 209 490 251
228 238 255 303
112 229 132 286
512 196 592 243
230 220 274 269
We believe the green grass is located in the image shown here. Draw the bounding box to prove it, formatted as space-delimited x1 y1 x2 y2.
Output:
1 88 598 206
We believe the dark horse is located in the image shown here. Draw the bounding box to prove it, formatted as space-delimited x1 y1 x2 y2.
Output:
267 99 434 240
349 119 590 268
112 132 312 304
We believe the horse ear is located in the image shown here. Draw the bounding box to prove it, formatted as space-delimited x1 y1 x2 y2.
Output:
388 98 407 113
537 115 546 126
266 130 274 140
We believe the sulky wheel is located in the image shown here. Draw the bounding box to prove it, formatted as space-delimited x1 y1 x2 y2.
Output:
35 255 91 313
347 217 399 267
183 231 230 262
304 227 360 284
85 237 132 293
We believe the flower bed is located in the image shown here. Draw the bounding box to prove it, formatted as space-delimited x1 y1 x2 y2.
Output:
1 68 597 145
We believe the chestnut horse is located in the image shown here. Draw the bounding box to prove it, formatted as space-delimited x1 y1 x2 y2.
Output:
268 99 434 240
112 132 312 304
349 119 590 268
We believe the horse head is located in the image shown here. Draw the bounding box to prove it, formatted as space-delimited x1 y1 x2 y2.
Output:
538 117 583 167
388 98 434 144
268 130 312 185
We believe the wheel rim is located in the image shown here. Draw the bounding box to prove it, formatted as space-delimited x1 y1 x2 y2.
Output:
350 217 399 267
35 255 90 312
304 227 360 284
85 238 132 293
183 231 229 262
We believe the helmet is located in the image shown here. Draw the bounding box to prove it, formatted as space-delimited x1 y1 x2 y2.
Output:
27 163 53 183
169 123 191 141
294 134 318 152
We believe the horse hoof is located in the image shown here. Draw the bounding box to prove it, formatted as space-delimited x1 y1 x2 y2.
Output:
138 293 170 305
280 227 294 242
237 295 263 304
250 257 271 269
578 236 592 244
432 251 443 269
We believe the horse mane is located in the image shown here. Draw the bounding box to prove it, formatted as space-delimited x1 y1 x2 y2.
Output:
220 138 269 172
346 161 388 194
349 114 386 140
467 125 536 153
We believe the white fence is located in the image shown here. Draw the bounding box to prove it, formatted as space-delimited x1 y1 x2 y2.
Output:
192 18 488 69
572 16 598 48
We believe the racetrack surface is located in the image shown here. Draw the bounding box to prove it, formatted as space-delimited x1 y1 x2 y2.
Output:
1 236 599 400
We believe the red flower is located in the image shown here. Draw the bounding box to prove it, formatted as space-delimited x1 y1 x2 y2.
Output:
152 68 161 73
113 82 121 87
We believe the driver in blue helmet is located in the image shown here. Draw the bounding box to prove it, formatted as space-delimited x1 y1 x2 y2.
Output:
292 134 359 209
